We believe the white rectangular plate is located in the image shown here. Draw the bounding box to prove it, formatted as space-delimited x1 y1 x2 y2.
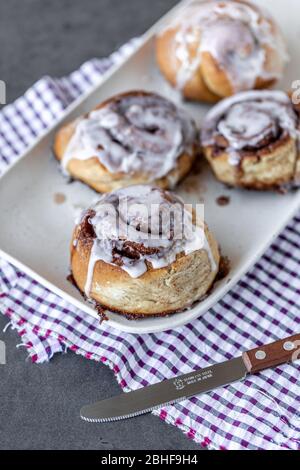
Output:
0 0 300 334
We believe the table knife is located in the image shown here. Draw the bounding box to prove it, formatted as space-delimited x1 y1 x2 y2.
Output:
80 333 300 422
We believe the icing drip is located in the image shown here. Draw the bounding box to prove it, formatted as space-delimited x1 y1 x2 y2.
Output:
81 186 217 297
162 0 288 92
62 93 196 180
201 90 300 163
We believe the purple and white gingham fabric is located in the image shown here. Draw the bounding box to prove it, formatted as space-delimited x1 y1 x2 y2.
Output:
1 41 300 451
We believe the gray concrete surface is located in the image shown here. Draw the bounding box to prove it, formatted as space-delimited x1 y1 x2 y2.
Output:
0 0 201 451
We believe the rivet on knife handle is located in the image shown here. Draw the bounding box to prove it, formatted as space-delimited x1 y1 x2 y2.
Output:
242 333 300 374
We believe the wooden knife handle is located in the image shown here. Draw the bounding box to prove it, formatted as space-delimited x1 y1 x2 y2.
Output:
242 334 300 374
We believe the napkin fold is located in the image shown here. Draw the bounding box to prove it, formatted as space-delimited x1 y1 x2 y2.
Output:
0 40 300 450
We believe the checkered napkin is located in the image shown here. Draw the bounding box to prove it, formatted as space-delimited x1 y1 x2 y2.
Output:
1 40 300 451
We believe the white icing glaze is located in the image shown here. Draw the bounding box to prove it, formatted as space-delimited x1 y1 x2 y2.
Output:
201 90 300 163
80 185 217 297
161 0 288 92
62 93 196 180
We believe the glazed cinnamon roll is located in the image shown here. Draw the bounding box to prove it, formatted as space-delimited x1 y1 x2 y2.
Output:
54 91 198 192
156 0 288 102
201 90 300 190
70 185 220 317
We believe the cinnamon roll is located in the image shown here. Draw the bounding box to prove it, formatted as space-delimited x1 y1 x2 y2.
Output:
156 0 288 102
70 185 220 317
201 90 300 190
54 91 198 192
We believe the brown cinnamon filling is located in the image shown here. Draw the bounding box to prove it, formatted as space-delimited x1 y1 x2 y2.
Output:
77 208 161 268
211 125 287 158
122 241 160 257
77 210 96 241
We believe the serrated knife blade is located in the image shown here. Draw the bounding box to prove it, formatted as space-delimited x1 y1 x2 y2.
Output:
80 333 300 423
80 357 247 422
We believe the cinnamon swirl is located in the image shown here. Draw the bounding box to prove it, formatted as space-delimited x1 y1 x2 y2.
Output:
54 91 198 192
70 185 220 317
156 0 288 102
201 90 300 190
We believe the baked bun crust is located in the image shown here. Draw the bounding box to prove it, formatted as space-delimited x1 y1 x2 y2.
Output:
71 186 220 317
156 0 288 103
201 90 300 190
54 91 198 192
